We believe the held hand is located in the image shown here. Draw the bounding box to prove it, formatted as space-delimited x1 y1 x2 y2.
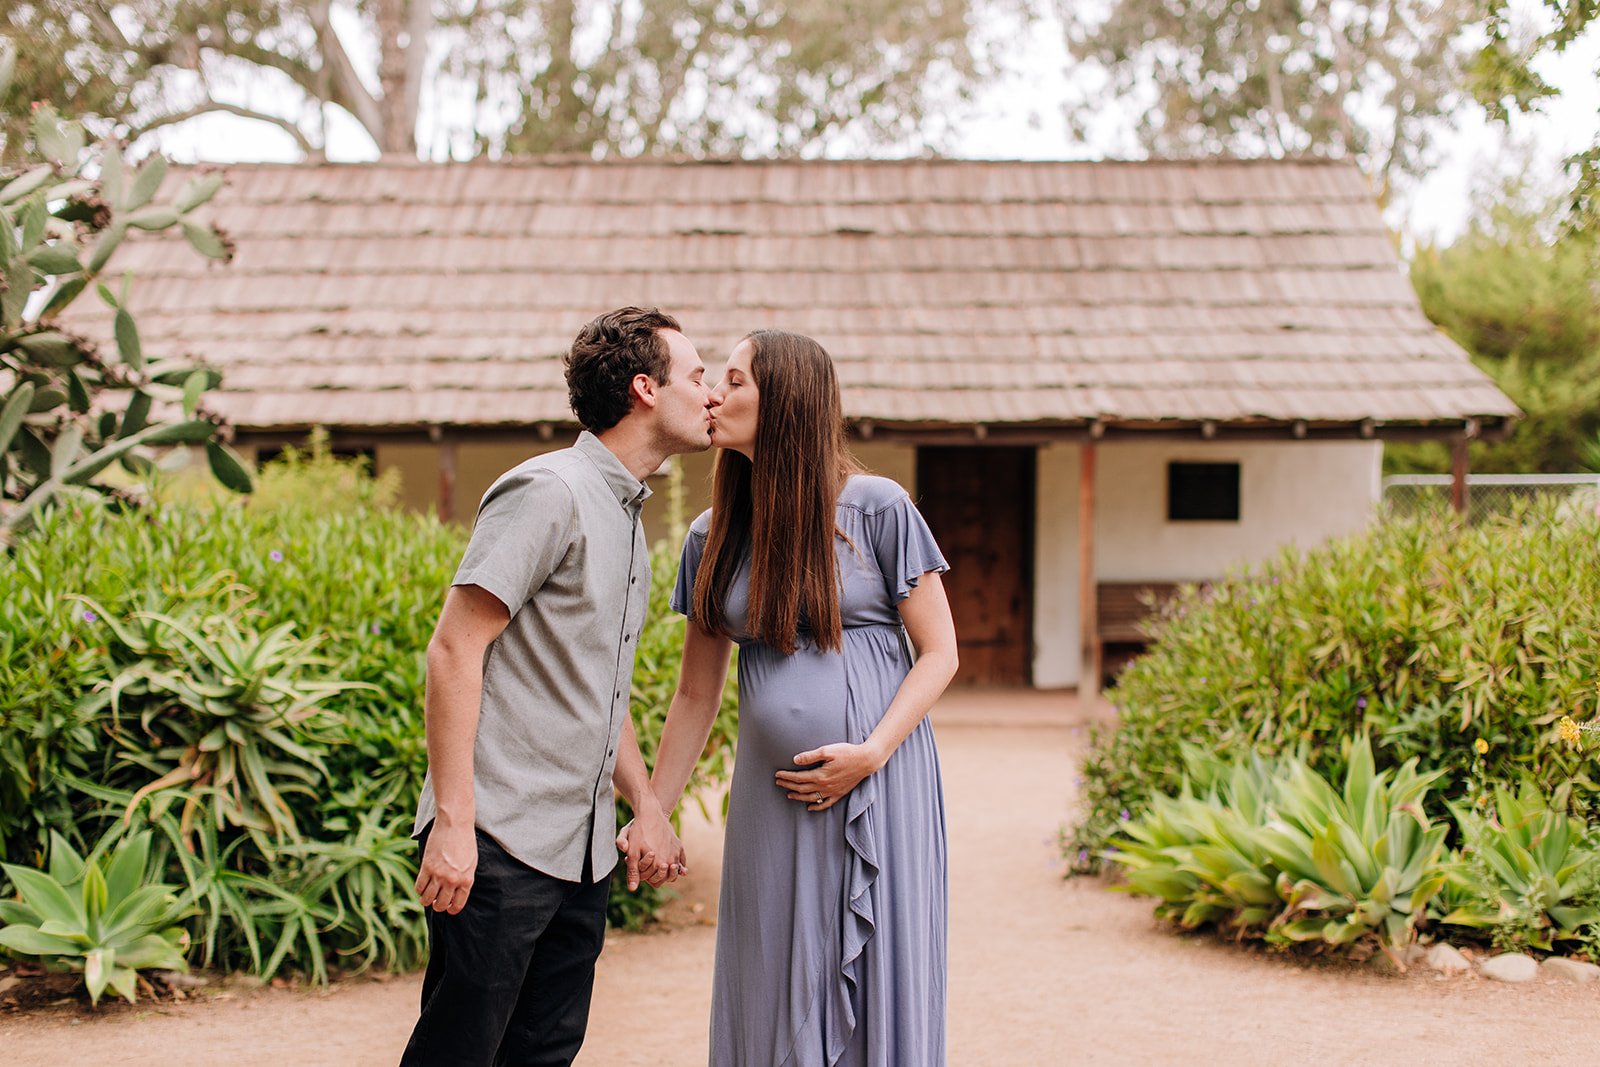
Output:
415 821 477 914
775 742 886 812
617 805 687 891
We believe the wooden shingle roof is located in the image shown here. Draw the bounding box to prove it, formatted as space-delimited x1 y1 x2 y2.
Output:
82 158 1517 434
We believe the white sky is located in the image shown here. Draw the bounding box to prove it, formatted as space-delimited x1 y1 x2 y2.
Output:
152 5 1600 246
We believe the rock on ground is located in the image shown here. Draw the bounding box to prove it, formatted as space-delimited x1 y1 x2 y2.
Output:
1425 943 1472 975
1541 957 1600 984
1480 953 1539 983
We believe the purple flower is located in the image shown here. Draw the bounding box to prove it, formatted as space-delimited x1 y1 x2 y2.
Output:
1357 697 1368 710
269 550 284 563
81 610 97 623
1119 809 1131 821
1074 775 1084 787
1077 849 1089 864
370 622 382 635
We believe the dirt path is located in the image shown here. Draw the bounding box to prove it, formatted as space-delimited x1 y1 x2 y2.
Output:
5 691 1600 1065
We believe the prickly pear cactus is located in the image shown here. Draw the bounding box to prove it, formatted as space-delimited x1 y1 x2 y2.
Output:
1 43 251 543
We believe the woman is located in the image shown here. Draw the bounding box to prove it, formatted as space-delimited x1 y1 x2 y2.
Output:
638 329 958 1066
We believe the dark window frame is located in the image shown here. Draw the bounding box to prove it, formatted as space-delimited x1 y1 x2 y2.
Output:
1167 461 1241 522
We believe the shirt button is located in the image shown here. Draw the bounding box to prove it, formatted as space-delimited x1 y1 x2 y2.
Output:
608 749 615 758
630 577 637 585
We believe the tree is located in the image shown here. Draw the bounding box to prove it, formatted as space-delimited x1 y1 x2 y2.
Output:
1057 0 1480 204
1 45 251 543
1470 0 1600 232
2 0 1006 163
1394 180 1600 473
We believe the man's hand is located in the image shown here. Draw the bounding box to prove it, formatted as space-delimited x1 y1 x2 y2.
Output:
615 805 686 891
416 821 477 914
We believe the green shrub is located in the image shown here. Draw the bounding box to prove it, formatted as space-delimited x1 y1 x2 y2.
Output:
0 827 187 1005
1 449 738 978
1071 505 1600 864
1438 786 1600 953
1106 736 1449 959
82 601 364 843
0 94 247 544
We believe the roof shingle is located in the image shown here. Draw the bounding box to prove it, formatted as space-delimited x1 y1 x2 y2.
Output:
71 158 1516 431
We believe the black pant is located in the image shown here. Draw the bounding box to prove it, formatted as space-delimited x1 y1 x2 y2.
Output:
401 825 609 1067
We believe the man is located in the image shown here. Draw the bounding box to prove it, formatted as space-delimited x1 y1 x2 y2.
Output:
402 307 712 1066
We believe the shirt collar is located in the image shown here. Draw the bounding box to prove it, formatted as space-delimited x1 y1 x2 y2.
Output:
574 430 652 510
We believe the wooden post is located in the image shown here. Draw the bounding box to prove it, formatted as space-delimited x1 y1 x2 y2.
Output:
436 431 457 524
1079 439 1098 694
1450 434 1469 517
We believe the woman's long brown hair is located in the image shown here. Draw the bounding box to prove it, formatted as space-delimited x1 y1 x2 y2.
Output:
692 330 861 655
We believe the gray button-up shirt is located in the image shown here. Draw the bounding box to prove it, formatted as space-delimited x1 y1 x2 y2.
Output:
414 431 651 881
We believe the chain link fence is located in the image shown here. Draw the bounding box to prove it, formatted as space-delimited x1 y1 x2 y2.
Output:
1382 473 1600 523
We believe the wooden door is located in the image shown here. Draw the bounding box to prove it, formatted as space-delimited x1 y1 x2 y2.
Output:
915 446 1034 686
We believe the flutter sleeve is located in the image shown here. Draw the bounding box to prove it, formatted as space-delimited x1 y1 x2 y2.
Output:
868 491 950 604
669 510 712 618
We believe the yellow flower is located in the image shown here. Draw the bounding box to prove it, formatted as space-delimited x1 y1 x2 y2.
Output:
1559 716 1583 748
1474 738 1489 755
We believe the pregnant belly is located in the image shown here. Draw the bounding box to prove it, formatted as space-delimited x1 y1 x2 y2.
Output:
733 644 850 773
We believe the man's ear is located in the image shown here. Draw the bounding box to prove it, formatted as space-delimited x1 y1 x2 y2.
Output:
630 373 659 411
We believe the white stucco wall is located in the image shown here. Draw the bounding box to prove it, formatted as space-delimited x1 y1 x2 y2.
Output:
1033 439 1383 688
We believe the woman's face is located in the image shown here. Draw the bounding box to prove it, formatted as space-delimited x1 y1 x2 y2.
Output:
708 338 758 458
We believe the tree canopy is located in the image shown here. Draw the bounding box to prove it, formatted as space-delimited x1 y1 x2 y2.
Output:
1397 180 1600 473
1470 0 1600 231
2 0 1005 163
1059 0 1598 224
1058 0 1479 205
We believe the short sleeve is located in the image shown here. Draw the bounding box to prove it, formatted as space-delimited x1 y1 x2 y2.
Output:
452 467 576 615
869 493 950 603
669 511 712 617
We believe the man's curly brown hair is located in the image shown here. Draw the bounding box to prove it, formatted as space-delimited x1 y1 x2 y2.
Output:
563 307 681 432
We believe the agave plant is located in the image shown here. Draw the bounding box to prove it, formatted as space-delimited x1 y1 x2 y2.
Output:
80 598 370 843
0 828 187 1005
284 788 429 976
1438 787 1600 951
1259 737 1449 956
1105 750 1283 933
1106 736 1450 961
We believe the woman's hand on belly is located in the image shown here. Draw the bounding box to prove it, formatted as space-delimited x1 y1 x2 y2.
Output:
774 740 888 812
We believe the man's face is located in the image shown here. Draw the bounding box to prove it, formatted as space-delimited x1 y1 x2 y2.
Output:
650 328 712 452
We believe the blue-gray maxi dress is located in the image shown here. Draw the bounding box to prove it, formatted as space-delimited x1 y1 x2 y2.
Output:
672 474 950 1067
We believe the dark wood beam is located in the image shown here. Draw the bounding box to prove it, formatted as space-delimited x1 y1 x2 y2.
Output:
233 416 1515 450
1079 441 1099 695
436 433 458 524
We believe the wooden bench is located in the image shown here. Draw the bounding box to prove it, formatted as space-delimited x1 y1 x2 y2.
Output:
1093 581 1189 687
